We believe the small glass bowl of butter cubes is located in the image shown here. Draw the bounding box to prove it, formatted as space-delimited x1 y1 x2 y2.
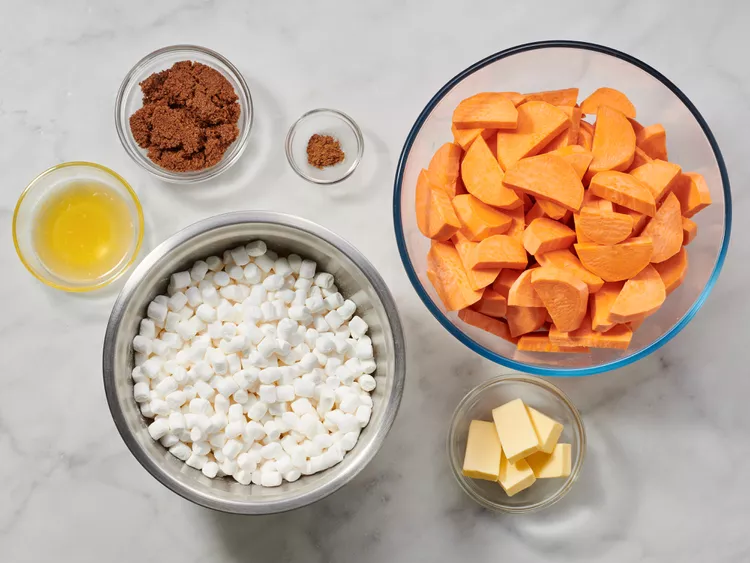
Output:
448 375 585 513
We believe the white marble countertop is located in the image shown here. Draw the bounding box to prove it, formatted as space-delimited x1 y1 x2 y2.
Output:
2 1 749 561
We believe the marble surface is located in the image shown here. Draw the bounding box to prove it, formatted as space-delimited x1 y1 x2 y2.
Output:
2 1 749 561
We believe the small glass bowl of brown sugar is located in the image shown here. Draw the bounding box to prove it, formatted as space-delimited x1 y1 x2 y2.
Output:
285 109 364 184
115 45 253 184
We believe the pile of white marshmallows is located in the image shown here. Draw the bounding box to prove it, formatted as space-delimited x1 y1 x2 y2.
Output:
131 240 376 487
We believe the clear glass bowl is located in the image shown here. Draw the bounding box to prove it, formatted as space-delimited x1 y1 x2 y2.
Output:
285 109 363 184
12 162 144 292
115 45 253 183
448 374 585 513
393 40 732 376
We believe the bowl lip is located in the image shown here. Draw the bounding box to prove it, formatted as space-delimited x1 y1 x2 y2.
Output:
102 210 406 514
12 161 145 292
284 108 365 185
114 44 254 184
392 39 733 377
447 374 586 513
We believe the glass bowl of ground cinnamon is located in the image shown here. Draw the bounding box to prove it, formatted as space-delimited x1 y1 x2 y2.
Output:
285 109 364 184
115 45 253 183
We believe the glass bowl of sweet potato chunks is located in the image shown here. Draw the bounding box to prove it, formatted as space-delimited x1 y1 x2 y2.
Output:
394 41 731 375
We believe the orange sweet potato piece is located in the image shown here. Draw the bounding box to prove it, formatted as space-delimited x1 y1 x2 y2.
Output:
536 248 604 293
589 106 636 176
574 237 654 282
524 88 579 106
516 333 589 353
614 205 648 235
506 305 548 337
461 136 522 209
653 246 688 294
578 121 594 150
497 91 527 106
503 153 584 212
522 217 576 255
575 208 634 245
458 308 516 343
427 241 484 311
549 318 633 350
473 235 528 270
530 266 589 332
472 288 508 317
542 106 582 152
629 159 681 202
682 217 697 245
536 199 569 221
453 93 519 130
416 170 461 241
452 124 494 151
590 282 624 332
641 192 683 263
452 232 501 291
628 118 644 134
496 101 570 170
427 143 463 197
508 269 544 307
525 202 546 224
608 264 666 323
629 147 653 170
581 189 614 212
549 145 593 180
580 87 636 118
492 270 522 298
636 124 667 160
672 172 712 218
452 194 512 241
589 171 656 216
504 205 526 241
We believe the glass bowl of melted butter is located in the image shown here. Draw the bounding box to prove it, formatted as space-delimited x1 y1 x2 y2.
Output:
13 162 144 292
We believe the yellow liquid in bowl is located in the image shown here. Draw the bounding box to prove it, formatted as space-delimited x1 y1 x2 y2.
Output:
32 181 135 283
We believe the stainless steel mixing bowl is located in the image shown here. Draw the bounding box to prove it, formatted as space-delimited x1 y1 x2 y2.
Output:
103 211 406 514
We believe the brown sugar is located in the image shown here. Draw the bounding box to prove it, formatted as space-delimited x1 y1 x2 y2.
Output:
306 134 345 169
129 61 240 172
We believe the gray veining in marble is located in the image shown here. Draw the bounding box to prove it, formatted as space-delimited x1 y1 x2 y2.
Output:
2 1 750 561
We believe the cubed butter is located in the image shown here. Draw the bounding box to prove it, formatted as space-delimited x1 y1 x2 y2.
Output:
526 406 564 454
492 398 539 464
526 443 572 478
498 450 536 497
462 420 502 481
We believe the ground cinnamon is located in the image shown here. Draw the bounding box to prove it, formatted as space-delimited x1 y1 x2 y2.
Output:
306 134 345 169
129 61 240 172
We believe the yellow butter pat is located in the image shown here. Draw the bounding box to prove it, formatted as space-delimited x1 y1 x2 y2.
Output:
526 406 564 454
498 450 536 497
526 443 572 478
462 420 502 481
492 398 539 464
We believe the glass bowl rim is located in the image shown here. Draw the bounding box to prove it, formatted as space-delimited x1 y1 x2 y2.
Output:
12 161 145 292
447 373 586 513
114 44 253 184
284 108 364 185
392 39 732 376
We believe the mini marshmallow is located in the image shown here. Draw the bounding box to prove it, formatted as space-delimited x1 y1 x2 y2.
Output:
222 250 234 265
245 240 267 257
255 254 274 273
247 401 268 421
360 359 377 374
223 439 243 459
147 300 168 324
202 461 219 478
298 258 318 281
264 420 282 441
217 300 235 322
259 385 277 404
274 257 292 277
219 284 241 302
133 382 151 403
244 421 266 441
259 367 281 384
278 288 296 303
263 274 284 291
314 272 334 289
224 420 244 439
355 405 372 426
293 377 315 398
154 295 169 306
165 390 187 409
261 471 282 487
192 441 211 456
169 442 192 461
156 376 178 397
230 245 251 266
305 295 325 313
228 403 245 422
313 315 330 333
148 419 170 440
168 291 188 313
316 335 336 354
358 373 376 392
337 299 357 321
171 271 191 290
317 388 335 416
213 271 231 287
151 339 169 357
233 389 249 404
190 260 209 281
324 292 345 310
133 335 153 355
206 256 223 271
139 318 157 339
196 304 217 323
